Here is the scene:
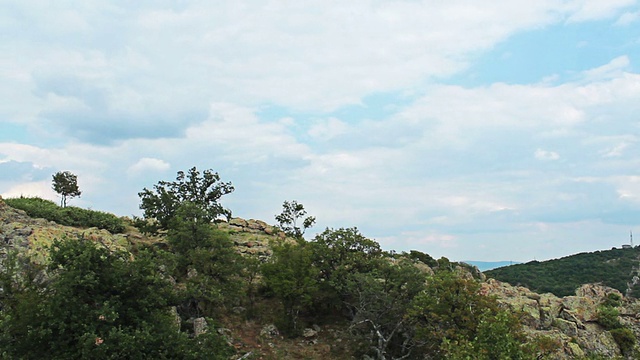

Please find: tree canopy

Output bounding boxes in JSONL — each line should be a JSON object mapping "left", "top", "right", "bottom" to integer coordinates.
{"left": 52, "top": 171, "right": 81, "bottom": 207}
{"left": 275, "top": 200, "right": 316, "bottom": 239}
{"left": 0, "top": 237, "right": 231, "bottom": 359}
{"left": 137, "top": 167, "right": 234, "bottom": 233}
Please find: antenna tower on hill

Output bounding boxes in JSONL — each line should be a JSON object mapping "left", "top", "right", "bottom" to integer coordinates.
{"left": 631, "top": 230, "right": 634, "bottom": 247}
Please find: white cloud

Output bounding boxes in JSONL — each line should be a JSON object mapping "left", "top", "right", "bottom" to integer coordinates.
{"left": 565, "top": 0, "right": 637, "bottom": 23}
{"left": 535, "top": 149, "right": 560, "bottom": 160}
{"left": 580, "top": 56, "right": 630, "bottom": 82}
{"left": 600, "top": 143, "right": 630, "bottom": 157}
{"left": 608, "top": 175, "right": 640, "bottom": 202}
{"left": 3, "top": 0, "right": 637, "bottom": 144}
{"left": 308, "top": 118, "right": 349, "bottom": 141}
{"left": 1, "top": 181, "right": 56, "bottom": 201}
{"left": 3, "top": 2, "right": 640, "bottom": 262}
{"left": 184, "top": 102, "right": 311, "bottom": 165}
{"left": 615, "top": 10, "right": 640, "bottom": 25}
{"left": 378, "top": 230, "right": 458, "bottom": 256}
{"left": 127, "top": 157, "right": 170, "bottom": 175}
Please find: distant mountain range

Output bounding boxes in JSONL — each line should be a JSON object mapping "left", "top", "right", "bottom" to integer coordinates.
{"left": 462, "top": 260, "right": 519, "bottom": 271}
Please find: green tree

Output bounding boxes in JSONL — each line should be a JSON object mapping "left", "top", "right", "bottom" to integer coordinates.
{"left": 408, "top": 271, "right": 500, "bottom": 358}
{"left": 52, "top": 171, "right": 81, "bottom": 207}
{"left": 275, "top": 200, "right": 316, "bottom": 239}
{"left": 166, "top": 202, "right": 243, "bottom": 318}
{"left": 442, "top": 310, "right": 534, "bottom": 360}
{"left": 137, "top": 167, "right": 234, "bottom": 234}
{"left": 0, "top": 237, "right": 231, "bottom": 359}
{"left": 346, "top": 259, "right": 426, "bottom": 360}
{"left": 309, "top": 227, "right": 384, "bottom": 312}
{"left": 261, "top": 240, "right": 319, "bottom": 336}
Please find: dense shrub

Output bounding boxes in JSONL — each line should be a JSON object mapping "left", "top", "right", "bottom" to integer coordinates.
{"left": 610, "top": 328, "right": 636, "bottom": 356}
{"left": 0, "top": 238, "right": 232, "bottom": 359}
{"left": 596, "top": 305, "right": 621, "bottom": 330}
{"left": 5, "top": 197, "right": 125, "bottom": 233}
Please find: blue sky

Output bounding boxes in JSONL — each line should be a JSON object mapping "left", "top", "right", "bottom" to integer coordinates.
{"left": 2, "top": 1, "right": 640, "bottom": 262}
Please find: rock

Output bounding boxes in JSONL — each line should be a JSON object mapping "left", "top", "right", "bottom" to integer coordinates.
{"left": 413, "top": 261, "right": 434, "bottom": 276}
{"left": 539, "top": 293, "right": 563, "bottom": 324}
{"left": 170, "top": 306, "right": 181, "bottom": 330}
{"left": 481, "top": 278, "right": 633, "bottom": 358}
{"left": 554, "top": 318, "right": 579, "bottom": 337}
{"left": 247, "top": 219, "right": 267, "bottom": 231}
{"left": 566, "top": 342, "right": 585, "bottom": 357}
{"left": 193, "top": 317, "right": 208, "bottom": 337}
{"left": 14, "top": 227, "right": 32, "bottom": 237}
{"left": 576, "top": 323, "right": 621, "bottom": 357}
{"left": 576, "top": 283, "right": 622, "bottom": 299}
{"left": 260, "top": 324, "right": 279, "bottom": 338}
{"left": 229, "top": 218, "right": 248, "bottom": 227}
{"left": 303, "top": 328, "right": 318, "bottom": 338}
{"left": 562, "top": 296, "right": 598, "bottom": 323}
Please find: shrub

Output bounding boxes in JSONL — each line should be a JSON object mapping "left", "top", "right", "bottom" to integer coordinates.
{"left": 597, "top": 305, "right": 622, "bottom": 330}
{"left": 610, "top": 328, "right": 636, "bottom": 356}
{"left": 602, "top": 293, "right": 623, "bottom": 308}
{"left": 5, "top": 197, "right": 125, "bottom": 233}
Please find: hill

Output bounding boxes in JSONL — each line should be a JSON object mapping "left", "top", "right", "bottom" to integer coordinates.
{"left": 3, "top": 195, "right": 640, "bottom": 358}
{"left": 485, "top": 247, "right": 640, "bottom": 297}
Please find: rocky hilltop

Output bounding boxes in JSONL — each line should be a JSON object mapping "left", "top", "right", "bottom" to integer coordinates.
{"left": 1, "top": 196, "right": 639, "bottom": 358}
{"left": 483, "top": 279, "right": 640, "bottom": 358}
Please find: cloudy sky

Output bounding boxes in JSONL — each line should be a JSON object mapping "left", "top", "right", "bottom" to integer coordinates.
{"left": 2, "top": 1, "right": 640, "bottom": 262}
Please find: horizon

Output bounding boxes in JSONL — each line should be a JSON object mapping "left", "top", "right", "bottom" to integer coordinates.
{"left": 2, "top": 1, "right": 640, "bottom": 262}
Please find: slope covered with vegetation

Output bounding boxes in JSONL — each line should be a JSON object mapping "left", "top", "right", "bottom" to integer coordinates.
{"left": 4, "top": 196, "right": 125, "bottom": 233}
{"left": 2, "top": 167, "right": 640, "bottom": 359}
{"left": 485, "top": 247, "right": 640, "bottom": 297}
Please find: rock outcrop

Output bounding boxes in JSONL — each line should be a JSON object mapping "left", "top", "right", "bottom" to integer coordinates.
{"left": 219, "top": 218, "right": 288, "bottom": 260}
{"left": 0, "top": 197, "right": 129, "bottom": 263}
{"left": 481, "top": 279, "right": 637, "bottom": 358}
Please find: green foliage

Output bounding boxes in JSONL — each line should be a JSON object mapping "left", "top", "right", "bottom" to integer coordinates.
{"left": 52, "top": 171, "right": 81, "bottom": 207}
{"left": 408, "top": 271, "right": 505, "bottom": 358}
{"left": 5, "top": 197, "right": 125, "bottom": 233}
{"left": 275, "top": 200, "right": 316, "bottom": 239}
{"left": 531, "top": 335, "right": 562, "bottom": 358}
{"left": 485, "top": 247, "right": 640, "bottom": 297}
{"left": 594, "top": 295, "right": 637, "bottom": 356}
{"left": 168, "top": 202, "right": 219, "bottom": 255}
{"left": 597, "top": 305, "right": 621, "bottom": 330}
{"left": 0, "top": 237, "right": 232, "bottom": 359}
{"left": 138, "top": 167, "right": 234, "bottom": 234}
{"left": 166, "top": 203, "right": 243, "bottom": 318}
{"left": 309, "top": 227, "right": 384, "bottom": 310}
{"left": 261, "top": 240, "right": 319, "bottom": 336}
{"left": 406, "top": 249, "right": 438, "bottom": 267}
{"left": 346, "top": 259, "right": 426, "bottom": 360}
{"left": 609, "top": 327, "right": 636, "bottom": 356}
{"left": 442, "top": 310, "right": 535, "bottom": 360}
{"left": 602, "top": 292, "right": 623, "bottom": 308}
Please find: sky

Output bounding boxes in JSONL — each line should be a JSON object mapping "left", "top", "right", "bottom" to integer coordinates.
{"left": 2, "top": 1, "right": 640, "bottom": 262}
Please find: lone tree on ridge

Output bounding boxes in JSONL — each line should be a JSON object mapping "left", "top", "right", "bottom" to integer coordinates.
{"left": 52, "top": 171, "right": 81, "bottom": 207}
